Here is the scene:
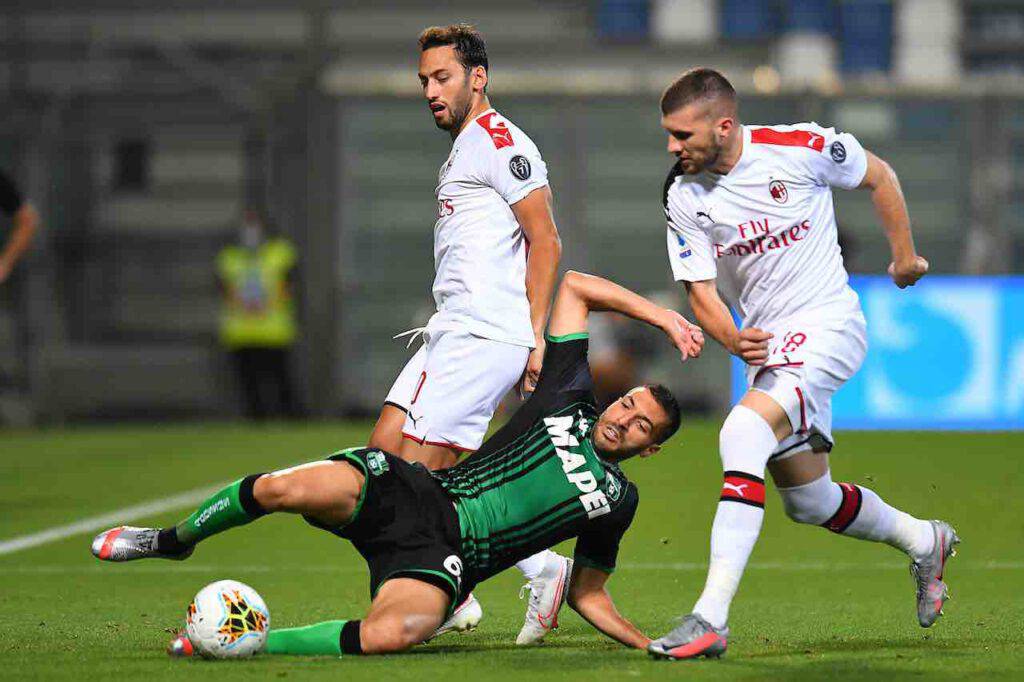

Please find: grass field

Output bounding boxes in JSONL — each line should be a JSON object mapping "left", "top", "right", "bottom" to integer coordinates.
{"left": 1, "top": 421, "right": 1022, "bottom": 681}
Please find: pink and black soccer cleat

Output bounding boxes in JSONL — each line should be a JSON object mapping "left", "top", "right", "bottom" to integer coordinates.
{"left": 167, "top": 631, "right": 195, "bottom": 657}
{"left": 911, "top": 519, "right": 960, "bottom": 628}
{"left": 648, "top": 613, "right": 729, "bottom": 660}
{"left": 90, "top": 526, "right": 192, "bottom": 562}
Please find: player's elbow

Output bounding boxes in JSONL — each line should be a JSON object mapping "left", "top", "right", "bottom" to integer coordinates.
{"left": 531, "top": 226, "right": 562, "bottom": 259}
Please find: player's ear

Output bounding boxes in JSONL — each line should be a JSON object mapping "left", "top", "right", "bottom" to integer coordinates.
{"left": 639, "top": 443, "right": 661, "bottom": 458}
{"left": 472, "top": 66, "right": 488, "bottom": 93}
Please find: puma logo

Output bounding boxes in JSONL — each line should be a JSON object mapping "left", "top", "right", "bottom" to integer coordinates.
{"left": 722, "top": 482, "right": 748, "bottom": 497}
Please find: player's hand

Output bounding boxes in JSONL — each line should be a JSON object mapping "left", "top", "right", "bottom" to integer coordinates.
{"left": 660, "top": 309, "right": 704, "bottom": 363}
{"left": 888, "top": 255, "right": 929, "bottom": 289}
{"left": 521, "top": 338, "right": 545, "bottom": 397}
{"left": 732, "top": 327, "right": 773, "bottom": 366}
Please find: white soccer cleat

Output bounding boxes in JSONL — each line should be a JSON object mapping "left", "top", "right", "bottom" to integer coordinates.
{"left": 515, "top": 553, "right": 573, "bottom": 645}
{"left": 428, "top": 593, "right": 483, "bottom": 641}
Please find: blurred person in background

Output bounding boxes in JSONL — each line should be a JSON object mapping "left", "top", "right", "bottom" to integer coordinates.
{"left": 0, "top": 169, "right": 40, "bottom": 285}
{"left": 216, "top": 210, "right": 301, "bottom": 421}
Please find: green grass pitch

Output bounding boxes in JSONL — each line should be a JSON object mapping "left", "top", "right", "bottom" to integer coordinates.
{"left": 1, "top": 421, "right": 1022, "bottom": 680}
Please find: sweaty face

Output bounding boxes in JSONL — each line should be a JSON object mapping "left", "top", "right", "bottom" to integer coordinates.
{"left": 662, "top": 102, "right": 726, "bottom": 175}
{"left": 592, "top": 387, "right": 670, "bottom": 460}
{"left": 418, "top": 46, "right": 475, "bottom": 132}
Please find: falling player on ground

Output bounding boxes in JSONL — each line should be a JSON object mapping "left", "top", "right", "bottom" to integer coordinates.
{"left": 366, "top": 24, "right": 565, "bottom": 643}
{"left": 646, "top": 68, "right": 959, "bottom": 660}
{"left": 92, "top": 270, "right": 704, "bottom": 657}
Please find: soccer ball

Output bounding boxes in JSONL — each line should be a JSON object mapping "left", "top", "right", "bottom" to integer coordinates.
{"left": 185, "top": 580, "right": 270, "bottom": 659}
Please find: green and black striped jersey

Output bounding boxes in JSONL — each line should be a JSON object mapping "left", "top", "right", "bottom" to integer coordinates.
{"left": 432, "top": 333, "right": 639, "bottom": 588}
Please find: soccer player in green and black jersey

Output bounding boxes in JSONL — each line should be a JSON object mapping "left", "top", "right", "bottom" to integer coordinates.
{"left": 91, "top": 270, "right": 705, "bottom": 657}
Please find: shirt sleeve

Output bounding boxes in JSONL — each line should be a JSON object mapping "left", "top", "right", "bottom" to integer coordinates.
{"left": 0, "top": 170, "right": 25, "bottom": 216}
{"left": 803, "top": 124, "right": 868, "bottom": 190}
{"left": 573, "top": 480, "right": 638, "bottom": 574}
{"left": 665, "top": 189, "right": 716, "bottom": 282}
{"left": 479, "top": 133, "right": 548, "bottom": 206}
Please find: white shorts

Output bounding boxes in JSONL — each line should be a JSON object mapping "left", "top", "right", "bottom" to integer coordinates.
{"left": 744, "top": 315, "right": 868, "bottom": 460}
{"left": 384, "top": 328, "right": 529, "bottom": 452}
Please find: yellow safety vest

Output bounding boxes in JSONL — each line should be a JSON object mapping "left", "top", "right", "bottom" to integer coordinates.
{"left": 217, "top": 238, "right": 297, "bottom": 349}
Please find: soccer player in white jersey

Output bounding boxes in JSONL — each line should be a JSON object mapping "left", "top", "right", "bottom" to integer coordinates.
{"left": 646, "top": 69, "right": 959, "bottom": 660}
{"left": 365, "top": 24, "right": 569, "bottom": 644}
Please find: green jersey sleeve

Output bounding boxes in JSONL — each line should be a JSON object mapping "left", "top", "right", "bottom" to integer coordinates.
{"left": 573, "top": 479, "right": 639, "bottom": 574}
{"left": 474, "top": 334, "right": 593, "bottom": 458}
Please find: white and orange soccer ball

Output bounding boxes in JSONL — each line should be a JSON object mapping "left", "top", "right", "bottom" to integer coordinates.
{"left": 185, "top": 580, "right": 270, "bottom": 658}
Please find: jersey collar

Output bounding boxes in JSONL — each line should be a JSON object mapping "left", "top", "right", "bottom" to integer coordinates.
{"left": 705, "top": 124, "right": 751, "bottom": 180}
{"left": 453, "top": 107, "right": 497, "bottom": 147}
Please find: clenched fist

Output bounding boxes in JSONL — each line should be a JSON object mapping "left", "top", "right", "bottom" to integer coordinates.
{"left": 888, "top": 255, "right": 929, "bottom": 289}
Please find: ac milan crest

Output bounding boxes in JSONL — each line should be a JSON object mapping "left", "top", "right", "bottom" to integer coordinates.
{"left": 769, "top": 179, "right": 788, "bottom": 204}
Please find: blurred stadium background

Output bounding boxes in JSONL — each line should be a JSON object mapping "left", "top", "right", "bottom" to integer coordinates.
{"left": 0, "top": 0, "right": 1022, "bottom": 427}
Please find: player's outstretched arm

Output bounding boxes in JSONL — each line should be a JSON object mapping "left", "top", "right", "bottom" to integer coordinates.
{"left": 685, "top": 279, "right": 772, "bottom": 365}
{"left": 513, "top": 186, "right": 562, "bottom": 392}
{"left": 548, "top": 270, "right": 703, "bottom": 362}
{"left": 567, "top": 564, "right": 649, "bottom": 649}
{"left": 859, "top": 150, "right": 928, "bottom": 289}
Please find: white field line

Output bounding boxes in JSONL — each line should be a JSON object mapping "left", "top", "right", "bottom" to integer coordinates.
{"left": 0, "top": 561, "right": 1021, "bottom": 575}
{"left": 0, "top": 483, "right": 226, "bottom": 556}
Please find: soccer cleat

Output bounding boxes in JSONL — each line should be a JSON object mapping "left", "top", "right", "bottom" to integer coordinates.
{"left": 911, "top": 519, "right": 960, "bottom": 628}
{"left": 427, "top": 593, "right": 483, "bottom": 641}
{"left": 647, "top": 613, "right": 729, "bottom": 660}
{"left": 90, "top": 526, "right": 193, "bottom": 562}
{"left": 167, "top": 631, "right": 195, "bottom": 657}
{"left": 515, "top": 553, "right": 573, "bottom": 645}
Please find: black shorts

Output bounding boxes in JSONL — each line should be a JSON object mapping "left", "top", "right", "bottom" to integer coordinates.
{"left": 305, "top": 448, "right": 467, "bottom": 612}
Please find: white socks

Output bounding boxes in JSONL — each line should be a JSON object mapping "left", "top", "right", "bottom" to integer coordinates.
{"left": 515, "top": 550, "right": 551, "bottom": 582}
{"left": 778, "top": 472, "right": 936, "bottom": 559}
{"left": 692, "top": 406, "right": 777, "bottom": 629}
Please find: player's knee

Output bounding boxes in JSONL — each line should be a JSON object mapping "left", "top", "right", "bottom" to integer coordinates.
{"left": 253, "top": 473, "right": 306, "bottom": 513}
{"left": 778, "top": 473, "right": 840, "bottom": 525}
{"left": 359, "top": 615, "right": 420, "bottom": 654}
{"left": 719, "top": 405, "right": 777, "bottom": 474}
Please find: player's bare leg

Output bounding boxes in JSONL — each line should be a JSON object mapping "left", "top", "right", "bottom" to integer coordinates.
{"left": 359, "top": 578, "right": 449, "bottom": 654}
{"left": 771, "top": 450, "right": 959, "bottom": 627}
{"left": 367, "top": 403, "right": 407, "bottom": 454}
{"left": 92, "top": 460, "right": 364, "bottom": 562}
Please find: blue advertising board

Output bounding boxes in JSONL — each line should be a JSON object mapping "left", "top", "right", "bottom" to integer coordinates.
{"left": 731, "top": 276, "right": 1024, "bottom": 430}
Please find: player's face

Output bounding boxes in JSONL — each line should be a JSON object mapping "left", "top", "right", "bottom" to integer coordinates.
{"left": 418, "top": 46, "right": 477, "bottom": 132}
{"left": 593, "top": 387, "right": 669, "bottom": 461}
{"left": 662, "top": 102, "right": 729, "bottom": 174}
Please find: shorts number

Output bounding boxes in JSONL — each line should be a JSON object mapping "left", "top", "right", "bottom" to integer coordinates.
{"left": 780, "top": 332, "right": 807, "bottom": 354}
{"left": 444, "top": 555, "right": 463, "bottom": 578}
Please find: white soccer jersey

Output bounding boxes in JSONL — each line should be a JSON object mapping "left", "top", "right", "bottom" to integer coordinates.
{"left": 664, "top": 122, "right": 868, "bottom": 330}
{"left": 428, "top": 108, "right": 549, "bottom": 348}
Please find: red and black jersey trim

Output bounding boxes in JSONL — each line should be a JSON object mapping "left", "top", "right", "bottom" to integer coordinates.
{"left": 821, "top": 482, "right": 863, "bottom": 533}
{"left": 719, "top": 470, "right": 766, "bottom": 508}
{"left": 383, "top": 400, "right": 408, "bottom": 414}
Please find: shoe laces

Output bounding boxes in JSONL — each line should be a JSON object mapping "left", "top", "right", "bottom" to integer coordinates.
{"left": 518, "top": 581, "right": 542, "bottom": 620}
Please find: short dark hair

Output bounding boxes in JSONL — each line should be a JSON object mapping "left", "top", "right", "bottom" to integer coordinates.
{"left": 418, "top": 23, "right": 489, "bottom": 74}
{"left": 660, "top": 67, "right": 737, "bottom": 116}
{"left": 645, "top": 383, "right": 682, "bottom": 444}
